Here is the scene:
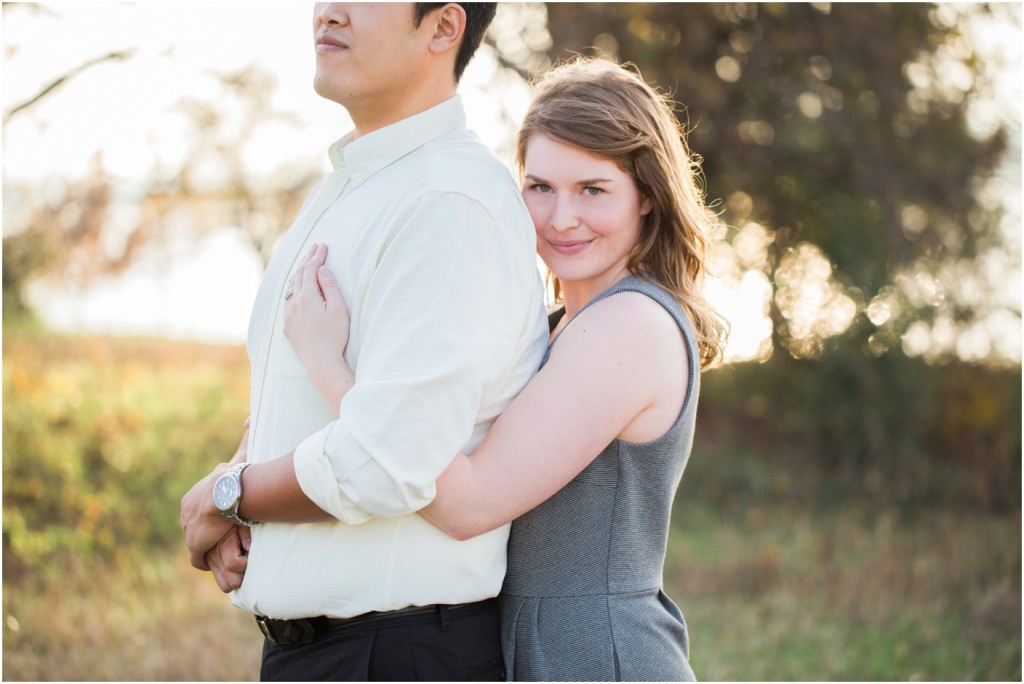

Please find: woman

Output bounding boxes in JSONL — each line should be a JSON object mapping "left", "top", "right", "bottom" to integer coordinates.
{"left": 284, "top": 58, "right": 727, "bottom": 681}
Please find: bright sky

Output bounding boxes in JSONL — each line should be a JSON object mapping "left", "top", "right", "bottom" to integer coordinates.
{"left": 3, "top": 4, "right": 329, "bottom": 340}
{"left": 2, "top": 3, "right": 541, "bottom": 342}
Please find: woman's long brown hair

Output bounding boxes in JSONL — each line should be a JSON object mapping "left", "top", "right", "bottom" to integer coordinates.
{"left": 517, "top": 58, "right": 729, "bottom": 370}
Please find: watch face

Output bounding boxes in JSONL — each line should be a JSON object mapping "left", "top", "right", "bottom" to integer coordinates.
{"left": 213, "top": 474, "right": 240, "bottom": 511}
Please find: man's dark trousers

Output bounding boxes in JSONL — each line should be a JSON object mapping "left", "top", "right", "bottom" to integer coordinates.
{"left": 259, "top": 599, "right": 504, "bottom": 681}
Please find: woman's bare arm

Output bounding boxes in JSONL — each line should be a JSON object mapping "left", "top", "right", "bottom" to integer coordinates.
{"left": 284, "top": 255, "right": 688, "bottom": 542}
{"left": 419, "top": 291, "right": 687, "bottom": 540}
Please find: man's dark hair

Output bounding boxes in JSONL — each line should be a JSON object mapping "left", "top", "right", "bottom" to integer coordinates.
{"left": 414, "top": 3, "right": 497, "bottom": 82}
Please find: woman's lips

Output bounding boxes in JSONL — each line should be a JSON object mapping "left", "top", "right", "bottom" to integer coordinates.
{"left": 547, "top": 239, "right": 593, "bottom": 255}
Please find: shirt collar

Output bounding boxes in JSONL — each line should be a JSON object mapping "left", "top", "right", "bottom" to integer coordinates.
{"left": 328, "top": 95, "right": 466, "bottom": 185}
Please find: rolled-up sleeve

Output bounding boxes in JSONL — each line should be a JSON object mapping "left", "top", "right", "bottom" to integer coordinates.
{"left": 293, "top": 192, "right": 523, "bottom": 523}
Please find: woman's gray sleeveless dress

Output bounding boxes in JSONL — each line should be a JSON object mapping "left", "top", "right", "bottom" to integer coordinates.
{"left": 498, "top": 275, "right": 699, "bottom": 682}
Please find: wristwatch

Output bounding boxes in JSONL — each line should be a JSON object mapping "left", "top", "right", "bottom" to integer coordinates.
{"left": 213, "top": 462, "right": 259, "bottom": 527}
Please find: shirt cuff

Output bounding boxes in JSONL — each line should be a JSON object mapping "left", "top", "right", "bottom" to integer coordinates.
{"left": 293, "top": 424, "right": 374, "bottom": 526}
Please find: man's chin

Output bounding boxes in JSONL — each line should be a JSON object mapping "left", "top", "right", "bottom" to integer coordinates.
{"left": 312, "top": 78, "right": 346, "bottom": 106}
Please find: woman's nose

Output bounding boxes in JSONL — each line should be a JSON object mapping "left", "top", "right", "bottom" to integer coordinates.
{"left": 549, "top": 195, "right": 580, "bottom": 232}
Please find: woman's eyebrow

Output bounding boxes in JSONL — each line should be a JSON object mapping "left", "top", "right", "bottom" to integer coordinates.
{"left": 524, "top": 174, "right": 614, "bottom": 185}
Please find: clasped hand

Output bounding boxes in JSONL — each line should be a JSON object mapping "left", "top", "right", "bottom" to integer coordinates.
{"left": 179, "top": 421, "right": 251, "bottom": 591}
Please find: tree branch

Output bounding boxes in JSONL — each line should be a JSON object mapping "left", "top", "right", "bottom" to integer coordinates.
{"left": 4, "top": 49, "right": 136, "bottom": 122}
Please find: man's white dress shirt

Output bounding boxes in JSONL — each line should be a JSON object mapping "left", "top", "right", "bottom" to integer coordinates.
{"left": 232, "top": 96, "right": 548, "bottom": 620}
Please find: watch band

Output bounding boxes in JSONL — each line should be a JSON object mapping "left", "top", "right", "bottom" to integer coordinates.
{"left": 222, "top": 462, "right": 259, "bottom": 527}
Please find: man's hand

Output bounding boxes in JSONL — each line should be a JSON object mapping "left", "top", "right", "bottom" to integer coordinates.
{"left": 207, "top": 525, "right": 251, "bottom": 592}
{"left": 182, "top": 422, "right": 250, "bottom": 571}
{"left": 180, "top": 462, "right": 234, "bottom": 571}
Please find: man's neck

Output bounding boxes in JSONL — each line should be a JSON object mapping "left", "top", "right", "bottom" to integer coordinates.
{"left": 346, "top": 80, "right": 458, "bottom": 141}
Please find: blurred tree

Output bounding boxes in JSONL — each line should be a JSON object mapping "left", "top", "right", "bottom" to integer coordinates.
{"left": 527, "top": 3, "right": 1021, "bottom": 486}
{"left": 2, "top": 2, "right": 138, "bottom": 320}
{"left": 2, "top": 156, "right": 141, "bottom": 319}
{"left": 538, "top": 2, "right": 1017, "bottom": 364}
{"left": 3, "top": 49, "right": 135, "bottom": 123}
{"left": 146, "top": 65, "right": 323, "bottom": 266}
{"left": 2, "top": 64, "right": 320, "bottom": 318}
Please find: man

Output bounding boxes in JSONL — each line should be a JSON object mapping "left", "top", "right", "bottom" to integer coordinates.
{"left": 179, "top": 3, "right": 548, "bottom": 680}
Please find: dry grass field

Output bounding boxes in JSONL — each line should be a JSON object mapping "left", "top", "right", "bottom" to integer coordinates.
{"left": 3, "top": 332, "right": 1020, "bottom": 680}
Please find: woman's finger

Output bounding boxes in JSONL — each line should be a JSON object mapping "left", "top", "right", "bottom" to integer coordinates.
{"left": 287, "top": 243, "right": 319, "bottom": 300}
{"left": 300, "top": 244, "right": 318, "bottom": 293}
{"left": 301, "top": 243, "right": 328, "bottom": 298}
{"left": 299, "top": 242, "right": 318, "bottom": 267}
{"left": 318, "top": 265, "right": 346, "bottom": 314}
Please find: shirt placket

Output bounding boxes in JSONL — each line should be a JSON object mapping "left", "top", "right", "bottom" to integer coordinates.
{"left": 250, "top": 167, "right": 352, "bottom": 459}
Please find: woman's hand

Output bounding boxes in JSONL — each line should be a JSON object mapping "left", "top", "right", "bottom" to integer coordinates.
{"left": 284, "top": 243, "right": 350, "bottom": 364}
{"left": 283, "top": 243, "right": 355, "bottom": 412}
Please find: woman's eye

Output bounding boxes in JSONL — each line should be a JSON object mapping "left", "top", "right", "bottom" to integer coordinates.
{"left": 530, "top": 183, "right": 552, "bottom": 193}
{"left": 583, "top": 186, "right": 603, "bottom": 196}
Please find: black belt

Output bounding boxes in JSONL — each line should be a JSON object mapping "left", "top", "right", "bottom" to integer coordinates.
{"left": 256, "top": 599, "right": 494, "bottom": 646}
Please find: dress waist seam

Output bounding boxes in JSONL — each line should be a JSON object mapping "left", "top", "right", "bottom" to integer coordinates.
{"left": 501, "top": 586, "right": 661, "bottom": 600}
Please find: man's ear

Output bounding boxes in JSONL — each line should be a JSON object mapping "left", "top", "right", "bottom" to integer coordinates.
{"left": 427, "top": 3, "right": 466, "bottom": 57}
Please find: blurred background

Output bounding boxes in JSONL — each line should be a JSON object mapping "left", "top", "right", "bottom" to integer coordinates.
{"left": 2, "top": 2, "right": 1020, "bottom": 680}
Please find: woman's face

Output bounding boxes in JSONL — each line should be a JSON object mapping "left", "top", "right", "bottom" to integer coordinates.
{"left": 522, "top": 134, "right": 652, "bottom": 296}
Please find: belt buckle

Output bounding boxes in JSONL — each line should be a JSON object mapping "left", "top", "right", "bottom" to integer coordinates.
{"left": 256, "top": 615, "right": 316, "bottom": 646}
{"left": 256, "top": 615, "right": 280, "bottom": 645}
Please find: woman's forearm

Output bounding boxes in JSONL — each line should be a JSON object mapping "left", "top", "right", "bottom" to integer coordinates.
{"left": 418, "top": 453, "right": 494, "bottom": 540}
{"left": 415, "top": 296, "right": 671, "bottom": 542}
{"left": 308, "top": 358, "right": 355, "bottom": 415}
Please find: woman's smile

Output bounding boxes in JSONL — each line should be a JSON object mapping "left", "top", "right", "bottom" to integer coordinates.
{"left": 523, "top": 134, "right": 652, "bottom": 302}
{"left": 546, "top": 238, "right": 594, "bottom": 255}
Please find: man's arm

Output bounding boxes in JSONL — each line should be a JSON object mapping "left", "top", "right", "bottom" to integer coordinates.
{"left": 180, "top": 451, "right": 332, "bottom": 570}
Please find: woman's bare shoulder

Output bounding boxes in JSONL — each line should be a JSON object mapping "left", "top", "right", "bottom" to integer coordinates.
{"left": 560, "top": 290, "right": 682, "bottom": 350}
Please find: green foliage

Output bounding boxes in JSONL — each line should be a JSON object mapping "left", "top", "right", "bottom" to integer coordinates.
{"left": 2, "top": 230, "right": 53, "bottom": 323}
{"left": 695, "top": 354, "right": 1022, "bottom": 510}
{"left": 541, "top": 2, "right": 1015, "bottom": 360}
{"left": 2, "top": 332, "right": 249, "bottom": 579}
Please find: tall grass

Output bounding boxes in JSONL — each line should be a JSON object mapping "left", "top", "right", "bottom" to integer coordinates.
{"left": 2, "top": 332, "right": 1020, "bottom": 680}
{"left": 3, "top": 332, "right": 249, "bottom": 580}
{"left": 667, "top": 499, "right": 1020, "bottom": 679}
{"left": 3, "top": 551, "right": 261, "bottom": 681}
